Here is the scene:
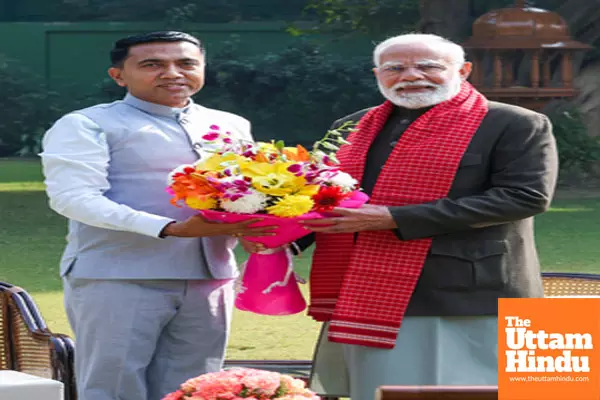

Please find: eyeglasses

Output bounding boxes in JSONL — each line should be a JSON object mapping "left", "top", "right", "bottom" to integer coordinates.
{"left": 378, "top": 63, "right": 448, "bottom": 78}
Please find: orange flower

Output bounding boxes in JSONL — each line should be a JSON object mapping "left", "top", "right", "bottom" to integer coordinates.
{"left": 255, "top": 152, "right": 271, "bottom": 163}
{"left": 282, "top": 145, "right": 310, "bottom": 162}
{"left": 169, "top": 173, "right": 221, "bottom": 207}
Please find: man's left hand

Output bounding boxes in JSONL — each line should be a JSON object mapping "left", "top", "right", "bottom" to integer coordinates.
{"left": 301, "top": 204, "right": 397, "bottom": 233}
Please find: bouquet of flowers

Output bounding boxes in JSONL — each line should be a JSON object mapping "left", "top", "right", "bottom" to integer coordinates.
{"left": 166, "top": 122, "right": 368, "bottom": 316}
{"left": 162, "top": 368, "right": 320, "bottom": 400}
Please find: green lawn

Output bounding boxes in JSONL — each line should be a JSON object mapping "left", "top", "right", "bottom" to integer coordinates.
{"left": 1, "top": 158, "right": 599, "bottom": 360}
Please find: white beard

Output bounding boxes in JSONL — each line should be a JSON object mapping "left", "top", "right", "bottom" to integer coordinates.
{"left": 377, "top": 76, "right": 462, "bottom": 109}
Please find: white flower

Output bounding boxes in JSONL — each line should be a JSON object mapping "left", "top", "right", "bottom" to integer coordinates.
{"left": 221, "top": 190, "right": 269, "bottom": 214}
{"left": 328, "top": 171, "right": 358, "bottom": 192}
{"left": 167, "top": 164, "right": 195, "bottom": 185}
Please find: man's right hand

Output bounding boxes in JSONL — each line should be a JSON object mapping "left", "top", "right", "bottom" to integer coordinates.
{"left": 161, "top": 215, "right": 277, "bottom": 238}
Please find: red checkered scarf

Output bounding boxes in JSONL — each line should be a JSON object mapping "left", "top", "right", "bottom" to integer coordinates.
{"left": 307, "top": 82, "right": 488, "bottom": 349}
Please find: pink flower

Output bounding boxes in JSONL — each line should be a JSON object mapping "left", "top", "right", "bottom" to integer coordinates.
{"left": 161, "top": 390, "right": 185, "bottom": 400}
{"left": 280, "top": 375, "right": 307, "bottom": 393}
{"left": 202, "top": 132, "right": 220, "bottom": 141}
{"left": 240, "top": 370, "right": 282, "bottom": 397}
{"left": 210, "top": 125, "right": 220, "bottom": 130}
{"left": 186, "top": 374, "right": 243, "bottom": 400}
{"left": 171, "top": 368, "right": 319, "bottom": 400}
{"left": 287, "top": 164, "right": 302, "bottom": 174}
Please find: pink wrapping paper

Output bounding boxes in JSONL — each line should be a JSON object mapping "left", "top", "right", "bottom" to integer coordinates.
{"left": 200, "top": 191, "right": 369, "bottom": 315}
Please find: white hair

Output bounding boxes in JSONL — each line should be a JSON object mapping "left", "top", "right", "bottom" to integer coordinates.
{"left": 372, "top": 33, "right": 466, "bottom": 67}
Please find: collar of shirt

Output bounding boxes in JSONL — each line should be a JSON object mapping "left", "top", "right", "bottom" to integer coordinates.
{"left": 123, "top": 93, "right": 194, "bottom": 119}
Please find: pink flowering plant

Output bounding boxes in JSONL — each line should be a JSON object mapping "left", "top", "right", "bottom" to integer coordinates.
{"left": 162, "top": 368, "right": 320, "bottom": 400}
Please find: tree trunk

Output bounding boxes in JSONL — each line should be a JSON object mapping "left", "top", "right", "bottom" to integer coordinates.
{"left": 418, "top": 0, "right": 474, "bottom": 41}
{"left": 557, "top": 0, "right": 600, "bottom": 44}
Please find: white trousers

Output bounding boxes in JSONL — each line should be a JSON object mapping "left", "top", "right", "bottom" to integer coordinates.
{"left": 63, "top": 277, "right": 234, "bottom": 400}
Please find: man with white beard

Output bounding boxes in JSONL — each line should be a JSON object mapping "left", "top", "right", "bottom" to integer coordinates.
{"left": 293, "top": 33, "right": 559, "bottom": 399}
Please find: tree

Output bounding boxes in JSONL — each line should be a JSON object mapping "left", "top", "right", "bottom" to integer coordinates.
{"left": 304, "top": 0, "right": 600, "bottom": 84}
{"left": 304, "top": 0, "right": 420, "bottom": 38}
{"left": 418, "top": 0, "right": 473, "bottom": 41}
{"left": 5, "top": 0, "right": 309, "bottom": 23}
{"left": 304, "top": 0, "right": 576, "bottom": 42}
{"left": 554, "top": 0, "right": 600, "bottom": 67}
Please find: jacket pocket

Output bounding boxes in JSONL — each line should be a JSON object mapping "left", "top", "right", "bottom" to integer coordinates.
{"left": 428, "top": 240, "right": 508, "bottom": 291}
{"left": 61, "top": 256, "right": 78, "bottom": 278}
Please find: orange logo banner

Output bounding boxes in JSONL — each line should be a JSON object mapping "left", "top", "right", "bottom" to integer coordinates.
{"left": 498, "top": 298, "right": 600, "bottom": 400}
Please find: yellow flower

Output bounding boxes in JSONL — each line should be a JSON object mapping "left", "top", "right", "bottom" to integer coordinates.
{"left": 195, "top": 153, "right": 243, "bottom": 172}
{"left": 185, "top": 196, "right": 218, "bottom": 210}
{"left": 266, "top": 195, "right": 314, "bottom": 217}
{"left": 296, "top": 184, "right": 320, "bottom": 196}
{"left": 254, "top": 142, "right": 279, "bottom": 162}
{"left": 257, "top": 141, "right": 278, "bottom": 152}
{"left": 240, "top": 161, "right": 307, "bottom": 197}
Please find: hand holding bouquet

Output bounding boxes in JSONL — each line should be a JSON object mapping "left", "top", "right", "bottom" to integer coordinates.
{"left": 167, "top": 122, "right": 368, "bottom": 315}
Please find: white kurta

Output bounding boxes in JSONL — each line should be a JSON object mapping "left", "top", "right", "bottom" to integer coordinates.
{"left": 309, "top": 316, "right": 498, "bottom": 400}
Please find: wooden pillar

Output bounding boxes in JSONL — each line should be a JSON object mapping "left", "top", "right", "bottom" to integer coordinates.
{"left": 471, "top": 50, "right": 484, "bottom": 86}
{"left": 561, "top": 51, "right": 573, "bottom": 88}
{"left": 493, "top": 52, "right": 503, "bottom": 88}
{"left": 503, "top": 53, "right": 514, "bottom": 87}
{"left": 531, "top": 51, "right": 540, "bottom": 88}
{"left": 542, "top": 53, "right": 552, "bottom": 87}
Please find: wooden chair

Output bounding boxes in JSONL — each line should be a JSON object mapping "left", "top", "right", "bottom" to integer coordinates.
{"left": 376, "top": 386, "right": 498, "bottom": 400}
{"left": 0, "top": 281, "right": 77, "bottom": 400}
{"left": 541, "top": 272, "right": 600, "bottom": 296}
{"left": 1, "top": 289, "right": 13, "bottom": 370}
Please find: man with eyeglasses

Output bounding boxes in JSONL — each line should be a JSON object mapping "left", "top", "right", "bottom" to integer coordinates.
{"left": 294, "top": 33, "right": 559, "bottom": 400}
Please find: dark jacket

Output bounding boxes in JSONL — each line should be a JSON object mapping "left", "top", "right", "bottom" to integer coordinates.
{"left": 298, "top": 101, "right": 559, "bottom": 316}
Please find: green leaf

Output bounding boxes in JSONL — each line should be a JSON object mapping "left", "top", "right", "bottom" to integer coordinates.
{"left": 275, "top": 140, "right": 285, "bottom": 151}
{"left": 286, "top": 25, "right": 304, "bottom": 37}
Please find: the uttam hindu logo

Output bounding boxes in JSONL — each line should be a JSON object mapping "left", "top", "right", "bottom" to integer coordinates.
{"left": 498, "top": 298, "right": 600, "bottom": 400}
{"left": 504, "top": 315, "right": 592, "bottom": 373}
